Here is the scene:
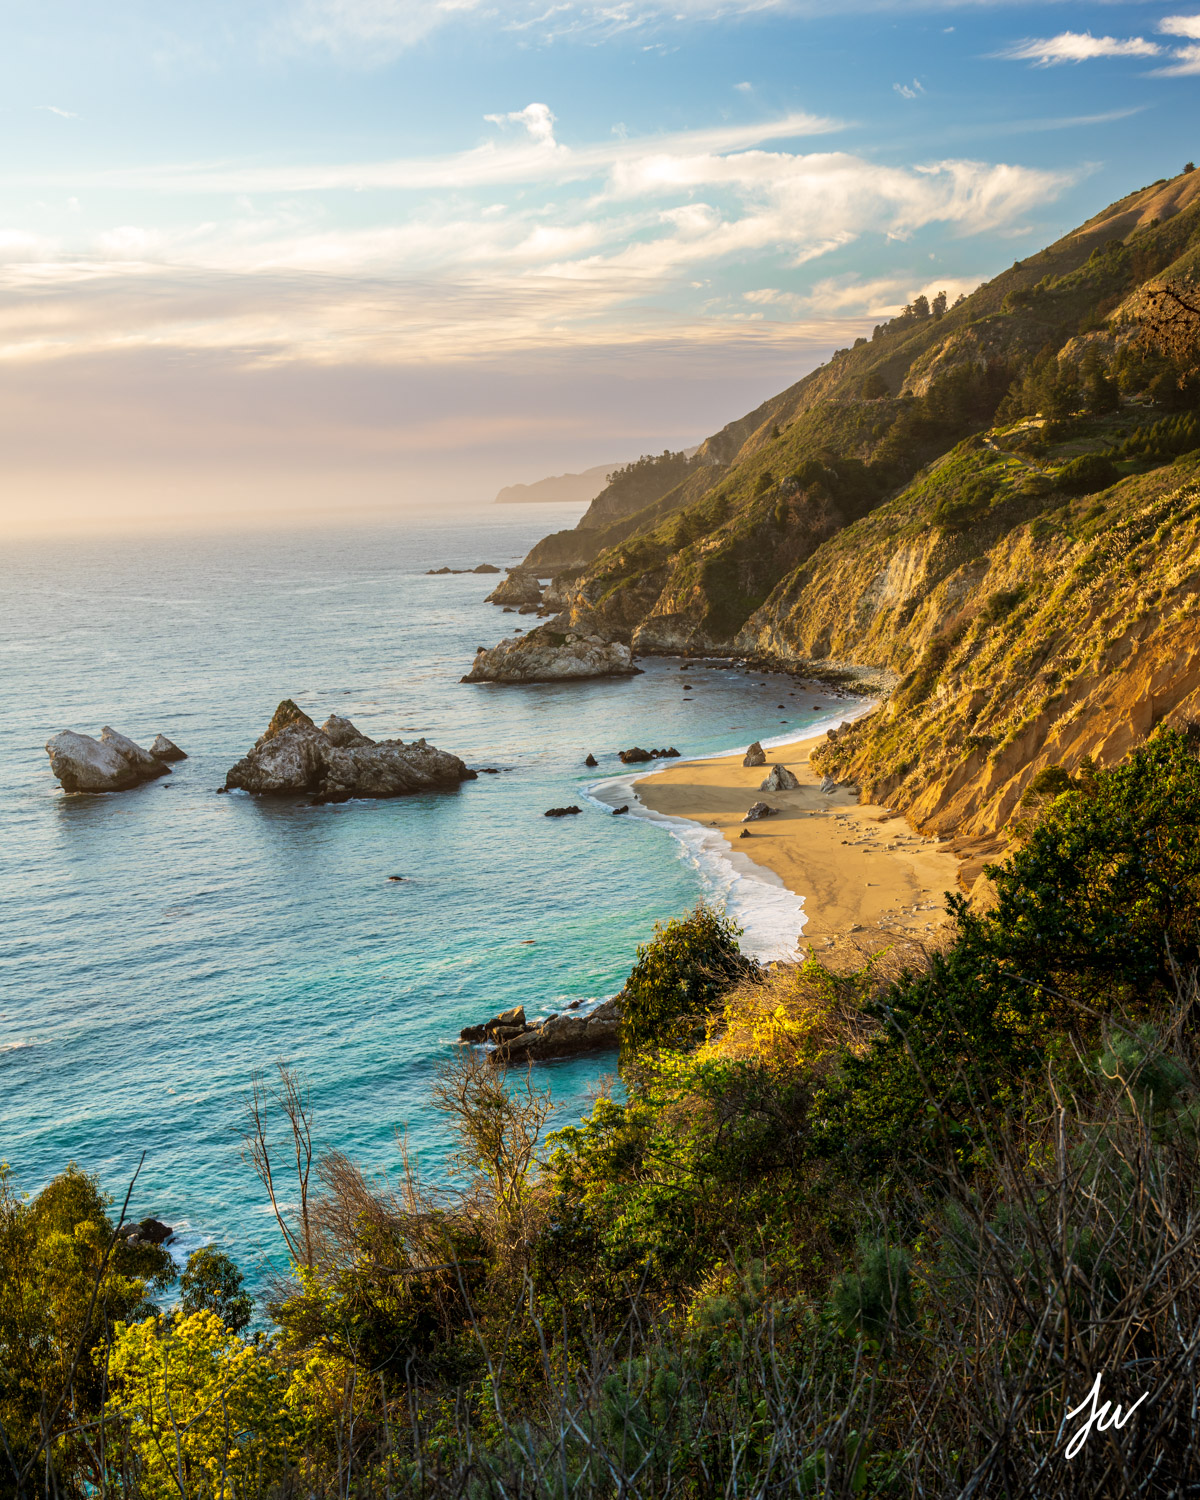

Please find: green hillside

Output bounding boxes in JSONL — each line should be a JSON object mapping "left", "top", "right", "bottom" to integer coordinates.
{"left": 521, "top": 166, "right": 1200, "bottom": 851}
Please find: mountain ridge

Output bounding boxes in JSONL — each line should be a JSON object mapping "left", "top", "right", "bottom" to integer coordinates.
{"left": 514, "top": 166, "right": 1200, "bottom": 864}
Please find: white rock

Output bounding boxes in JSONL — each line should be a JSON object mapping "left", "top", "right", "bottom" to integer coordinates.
{"left": 46, "top": 729, "right": 170, "bottom": 793}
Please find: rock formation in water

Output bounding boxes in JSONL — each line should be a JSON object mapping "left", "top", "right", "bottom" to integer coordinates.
{"left": 45, "top": 727, "right": 173, "bottom": 793}
{"left": 151, "top": 735, "right": 187, "bottom": 762}
{"left": 460, "top": 997, "right": 622, "bottom": 1063}
{"left": 743, "top": 741, "right": 766, "bottom": 767}
{"left": 223, "top": 701, "right": 476, "bottom": 801}
{"left": 760, "top": 763, "right": 801, "bottom": 791}
{"left": 462, "top": 627, "right": 640, "bottom": 684}
{"left": 486, "top": 569, "right": 544, "bottom": 607}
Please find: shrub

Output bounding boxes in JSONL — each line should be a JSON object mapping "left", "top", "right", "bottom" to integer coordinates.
{"left": 179, "top": 1245, "right": 253, "bottom": 1332}
{"left": 619, "top": 905, "right": 756, "bottom": 1065}
{"left": 1057, "top": 452, "right": 1118, "bottom": 494}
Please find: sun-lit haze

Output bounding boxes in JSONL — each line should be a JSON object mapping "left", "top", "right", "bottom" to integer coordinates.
{"left": 2, "top": 0, "right": 1198, "bottom": 531}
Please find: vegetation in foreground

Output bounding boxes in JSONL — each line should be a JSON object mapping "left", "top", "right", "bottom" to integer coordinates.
{"left": 7, "top": 727, "right": 1200, "bottom": 1496}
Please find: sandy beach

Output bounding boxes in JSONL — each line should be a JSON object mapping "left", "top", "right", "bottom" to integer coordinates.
{"left": 634, "top": 732, "right": 964, "bottom": 956}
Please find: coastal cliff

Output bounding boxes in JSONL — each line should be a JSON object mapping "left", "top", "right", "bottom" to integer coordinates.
{"left": 518, "top": 168, "right": 1200, "bottom": 854}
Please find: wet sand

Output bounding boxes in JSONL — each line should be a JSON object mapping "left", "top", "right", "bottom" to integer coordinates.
{"left": 634, "top": 732, "right": 963, "bottom": 954}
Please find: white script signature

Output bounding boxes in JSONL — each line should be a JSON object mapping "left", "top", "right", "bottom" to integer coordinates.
{"left": 1063, "top": 1373, "right": 1149, "bottom": 1459}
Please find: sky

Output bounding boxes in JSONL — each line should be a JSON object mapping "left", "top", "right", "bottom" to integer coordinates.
{"left": 2, "top": 0, "right": 1199, "bottom": 530}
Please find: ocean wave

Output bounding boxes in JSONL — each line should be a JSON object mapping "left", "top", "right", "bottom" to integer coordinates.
{"left": 583, "top": 700, "right": 875, "bottom": 964}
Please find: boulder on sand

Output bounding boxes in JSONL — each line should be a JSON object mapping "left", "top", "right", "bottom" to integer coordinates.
{"left": 46, "top": 727, "right": 172, "bottom": 793}
{"left": 743, "top": 801, "right": 775, "bottom": 822}
{"left": 463, "top": 626, "right": 640, "bottom": 684}
{"left": 760, "top": 763, "right": 800, "bottom": 792}
{"left": 223, "top": 700, "right": 476, "bottom": 801}
{"left": 151, "top": 735, "right": 187, "bottom": 762}
{"left": 486, "top": 569, "right": 543, "bottom": 607}
{"left": 743, "top": 741, "right": 766, "bottom": 767}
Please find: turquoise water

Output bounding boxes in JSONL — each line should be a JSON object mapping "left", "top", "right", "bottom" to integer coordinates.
{"left": 0, "top": 503, "right": 851, "bottom": 1288}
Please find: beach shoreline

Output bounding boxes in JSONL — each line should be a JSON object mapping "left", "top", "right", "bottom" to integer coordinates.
{"left": 633, "top": 730, "right": 963, "bottom": 957}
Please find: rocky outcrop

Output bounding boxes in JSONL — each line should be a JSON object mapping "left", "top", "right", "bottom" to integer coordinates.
{"left": 743, "top": 801, "right": 775, "bottom": 822}
{"left": 619, "top": 746, "right": 680, "bottom": 764}
{"left": 427, "top": 563, "right": 500, "bottom": 574}
{"left": 46, "top": 727, "right": 172, "bottom": 793}
{"left": 223, "top": 701, "right": 476, "bottom": 801}
{"left": 462, "top": 627, "right": 640, "bottom": 684}
{"left": 118, "top": 1217, "right": 175, "bottom": 1246}
{"left": 486, "top": 569, "right": 544, "bottom": 607}
{"left": 544, "top": 806, "right": 582, "bottom": 817}
{"left": 760, "top": 763, "right": 800, "bottom": 791}
{"left": 743, "top": 741, "right": 766, "bottom": 767}
{"left": 459, "top": 996, "right": 622, "bottom": 1064}
{"left": 151, "top": 735, "right": 187, "bottom": 762}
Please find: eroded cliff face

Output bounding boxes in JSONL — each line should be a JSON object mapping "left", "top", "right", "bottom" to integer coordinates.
{"left": 788, "top": 462, "right": 1200, "bottom": 877}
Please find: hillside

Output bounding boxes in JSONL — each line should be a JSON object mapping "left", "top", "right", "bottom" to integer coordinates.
{"left": 494, "top": 461, "right": 620, "bottom": 505}
{"left": 518, "top": 166, "right": 1200, "bottom": 859}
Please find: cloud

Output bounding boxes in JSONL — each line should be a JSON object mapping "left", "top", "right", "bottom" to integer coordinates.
{"left": 288, "top": 0, "right": 1097, "bottom": 59}
{"left": 1159, "top": 14, "right": 1200, "bottom": 39}
{"left": 38, "top": 105, "right": 79, "bottom": 119}
{"left": 2, "top": 108, "right": 839, "bottom": 197}
{"left": 1152, "top": 42, "right": 1200, "bottom": 73}
{"left": 893, "top": 79, "right": 924, "bottom": 99}
{"left": 997, "top": 31, "right": 1161, "bottom": 66}
{"left": 483, "top": 102, "right": 557, "bottom": 142}
{"left": 0, "top": 101, "right": 1075, "bottom": 385}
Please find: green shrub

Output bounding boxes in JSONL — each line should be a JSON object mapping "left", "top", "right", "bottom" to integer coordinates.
{"left": 1057, "top": 453, "right": 1118, "bottom": 494}
{"left": 620, "top": 905, "right": 755, "bottom": 1064}
{"left": 179, "top": 1246, "right": 253, "bottom": 1333}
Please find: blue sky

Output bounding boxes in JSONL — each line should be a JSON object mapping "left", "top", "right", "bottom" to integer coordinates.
{"left": 2, "top": 0, "right": 1198, "bottom": 528}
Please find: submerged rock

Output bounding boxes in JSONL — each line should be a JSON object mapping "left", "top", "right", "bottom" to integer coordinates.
{"left": 150, "top": 734, "right": 187, "bottom": 762}
{"left": 486, "top": 569, "right": 543, "bottom": 607}
{"left": 544, "top": 805, "right": 582, "bottom": 817}
{"left": 760, "top": 763, "right": 801, "bottom": 792}
{"left": 743, "top": 741, "right": 766, "bottom": 767}
{"left": 46, "top": 727, "right": 172, "bottom": 793}
{"left": 463, "top": 626, "right": 639, "bottom": 684}
{"left": 223, "top": 701, "right": 476, "bottom": 801}
{"left": 743, "top": 801, "right": 775, "bottom": 822}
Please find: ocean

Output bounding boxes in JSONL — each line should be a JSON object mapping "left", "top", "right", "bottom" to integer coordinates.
{"left": 0, "top": 501, "right": 855, "bottom": 1290}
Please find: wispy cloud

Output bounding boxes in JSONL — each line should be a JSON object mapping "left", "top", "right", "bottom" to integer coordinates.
{"left": 0, "top": 109, "right": 841, "bottom": 197}
{"left": 38, "top": 105, "right": 79, "bottom": 119}
{"left": 893, "top": 79, "right": 924, "bottom": 99}
{"left": 997, "top": 31, "right": 1161, "bottom": 66}
{"left": 1152, "top": 42, "right": 1200, "bottom": 74}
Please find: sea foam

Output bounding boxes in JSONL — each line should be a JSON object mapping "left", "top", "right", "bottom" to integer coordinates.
{"left": 583, "top": 701, "right": 876, "bottom": 963}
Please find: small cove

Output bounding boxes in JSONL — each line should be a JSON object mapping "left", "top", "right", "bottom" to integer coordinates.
{"left": 0, "top": 501, "right": 861, "bottom": 1290}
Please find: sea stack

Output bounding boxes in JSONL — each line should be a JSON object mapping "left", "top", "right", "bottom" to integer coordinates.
{"left": 45, "top": 727, "right": 172, "bottom": 793}
{"left": 463, "top": 625, "right": 640, "bottom": 684}
{"left": 223, "top": 701, "right": 476, "bottom": 801}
